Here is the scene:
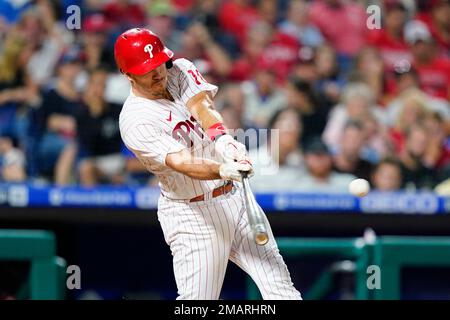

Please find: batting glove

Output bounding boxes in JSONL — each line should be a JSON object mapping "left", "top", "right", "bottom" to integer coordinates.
{"left": 215, "top": 134, "right": 250, "bottom": 164}
{"left": 219, "top": 161, "right": 254, "bottom": 182}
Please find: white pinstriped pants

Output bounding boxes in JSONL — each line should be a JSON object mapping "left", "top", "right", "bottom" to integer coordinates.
{"left": 157, "top": 184, "right": 302, "bottom": 300}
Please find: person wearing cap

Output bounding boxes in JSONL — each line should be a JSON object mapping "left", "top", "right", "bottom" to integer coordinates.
{"left": 35, "top": 48, "right": 82, "bottom": 185}
{"left": 81, "top": 13, "right": 115, "bottom": 70}
{"left": 294, "top": 136, "right": 356, "bottom": 193}
{"left": 145, "top": 0, "right": 181, "bottom": 55}
{"left": 103, "top": 0, "right": 146, "bottom": 30}
{"left": 405, "top": 20, "right": 450, "bottom": 101}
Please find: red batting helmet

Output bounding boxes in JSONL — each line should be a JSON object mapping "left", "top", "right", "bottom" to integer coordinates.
{"left": 114, "top": 28, "right": 174, "bottom": 75}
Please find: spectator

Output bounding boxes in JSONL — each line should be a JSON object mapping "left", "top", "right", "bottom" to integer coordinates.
{"left": 183, "top": 0, "right": 240, "bottom": 58}
{"left": 241, "top": 59, "right": 285, "bottom": 129}
{"left": 216, "top": 83, "right": 262, "bottom": 149}
{"left": 332, "top": 121, "right": 375, "bottom": 181}
{"left": 177, "top": 22, "right": 232, "bottom": 81}
{"left": 423, "top": 111, "right": 450, "bottom": 171}
{"left": 218, "top": 0, "right": 260, "bottom": 46}
{"left": 416, "top": 0, "right": 450, "bottom": 58}
{"left": 350, "top": 47, "right": 385, "bottom": 103}
{"left": 309, "top": 0, "right": 367, "bottom": 72}
{"left": 145, "top": 1, "right": 181, "bottom": 54}
{"left": 362, "top": 113, "right": 391, "bottom": 163}
{"left": 295, "top": 136, "right": 355, "bottom": 193}
{"left": 289, "top": 47, "right": 318, "bottom": 84}
{"left": 366, "top": 0, "right": 411, "bottom": 71}
{"left": 371, "top": 157, "right": 403, "bottom": 192}
{"left": 384, "top": 60, "right": 420, "bottom": 102}
{"left": 249, "top": 108, "right": 303, "bottom": 192}
{"left": 121, "top": 145, "right": 150, "bottom": 186}
{"left": 76, "top": 67, "right": 124, "bottom": 186}
{"left": 388, "top": 88, "right": 430, "bottom": 153}
{"left": 0, "top": 27, "right": 39, "bottom": 141}
{"left": 405, "top": 20, "right": 450, "bottom": 100}
{"left": 0, "top": 135, "right": 26, "bottom": 182}
{"left": 170, "top": 0, "right": 195, "bottom": 13}
{"left": 322, "top": 82, "right": 385, "bottom": 149}
{"left": 103, "top": 0, "right": 146, "bottom": 30}
{"left": 230, "top": 21, "right": 300, "bottom": 83}
{"left": 400, "top": 123, "right": 436, "bottom": 190}
{"left": 385, "top": 68, "right": 450, "bottom": 124}
{"left": 258, "top": 0, "right": 278, "bottom": 26}
{"left": 35, "top": 49, "right": 82, "bottom": 184}
{"left": 278, "top": 0, "right": 324, "bottom": 48}
{"left": 217, "top": 84, "right": 251, "bottom": 129}
{"left": 81, "top": 14, "right": 115, "bottom": 71}
{"left": 256, "top": 22, "right": 300, "bottom": 84}
{"left": 285, "top": 77, "right": 329, "bottom": 144}
{"left": 19, "top": 5, "right": 66, "bottom": 87}
{"left": 220, "top": 103, "right": 246, "bottom": 133}
{"left": 314, "top": 44, "right": 345, "bottom": 106}
{"left": 215, "top": 83, "right": 246, "bottom": 124}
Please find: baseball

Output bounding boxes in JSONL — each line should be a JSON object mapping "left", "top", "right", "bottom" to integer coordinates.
{"left": 349, "top": 178, "right": 370, "bottom": 197}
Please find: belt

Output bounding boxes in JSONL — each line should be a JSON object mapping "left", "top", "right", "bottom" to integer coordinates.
{"left": 189, "top": 181, "right": 234, "bottom": 203}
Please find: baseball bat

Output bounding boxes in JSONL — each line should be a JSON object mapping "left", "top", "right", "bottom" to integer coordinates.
{"left": 240, "top": 171, "right": 269, "bottom": 246}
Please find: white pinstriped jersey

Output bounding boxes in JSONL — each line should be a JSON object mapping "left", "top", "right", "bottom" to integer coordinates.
{"left": 119, "top": 58, "right": 223, "bottom": 200}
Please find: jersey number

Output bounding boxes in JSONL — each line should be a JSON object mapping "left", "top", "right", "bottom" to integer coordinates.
{"left": 187, "top": 69, "right": 205, "bottom": 85}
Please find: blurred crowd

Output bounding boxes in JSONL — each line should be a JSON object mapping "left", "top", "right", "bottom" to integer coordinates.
{"left": 0, "top": 0, "right": 449, "bottom": 194}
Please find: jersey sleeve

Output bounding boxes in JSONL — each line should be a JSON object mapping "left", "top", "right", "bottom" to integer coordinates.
{"left": 122, "top": 123, "right": 186, "bottom": 167}
{"left": 175, "top": 58, "right": 219, "bottom": 105}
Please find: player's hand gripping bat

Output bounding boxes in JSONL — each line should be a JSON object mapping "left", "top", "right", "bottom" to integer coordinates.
{"left": 240, "top": 171, "right": 269, "bottom": 246}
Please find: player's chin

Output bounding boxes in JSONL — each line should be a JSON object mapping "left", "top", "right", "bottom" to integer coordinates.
{"left": 153, "top": 78, "right": 167, "bottom": 90}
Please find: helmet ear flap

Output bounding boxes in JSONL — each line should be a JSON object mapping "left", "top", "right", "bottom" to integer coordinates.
{"left": 166, "top": 59, "right": 173, "bottom": 69}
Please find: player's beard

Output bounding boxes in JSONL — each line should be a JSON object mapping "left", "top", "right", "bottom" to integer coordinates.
{"left": 150, "top": 78, "right": 167, "bottom": 95}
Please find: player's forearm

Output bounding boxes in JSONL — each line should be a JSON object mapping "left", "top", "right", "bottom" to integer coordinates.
{"left": 180, "top": 159, "right": 221, "bottom": 180}
{"left": 186, "top": 91, "right": 225, "bottom": 133}
{"left": 166, "top": 149, "right": 221, "bottom": 180}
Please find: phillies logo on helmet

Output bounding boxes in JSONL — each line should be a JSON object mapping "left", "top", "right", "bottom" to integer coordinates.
{"left": 144, "top": 44, "right": 154, "bottom": 58}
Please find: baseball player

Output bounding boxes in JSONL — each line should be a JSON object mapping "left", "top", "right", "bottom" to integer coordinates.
{"left": 115, "top": 28, "right": 301, "bottom": 300}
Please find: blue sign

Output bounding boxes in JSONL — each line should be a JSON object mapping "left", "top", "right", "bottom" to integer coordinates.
{"left": 0, "top": 183, "right": 448, "bottom": 214}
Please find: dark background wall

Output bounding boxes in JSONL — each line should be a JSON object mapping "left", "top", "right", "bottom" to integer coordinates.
{"left": 2, "top": 208, "right": 450, "bottom": 299}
